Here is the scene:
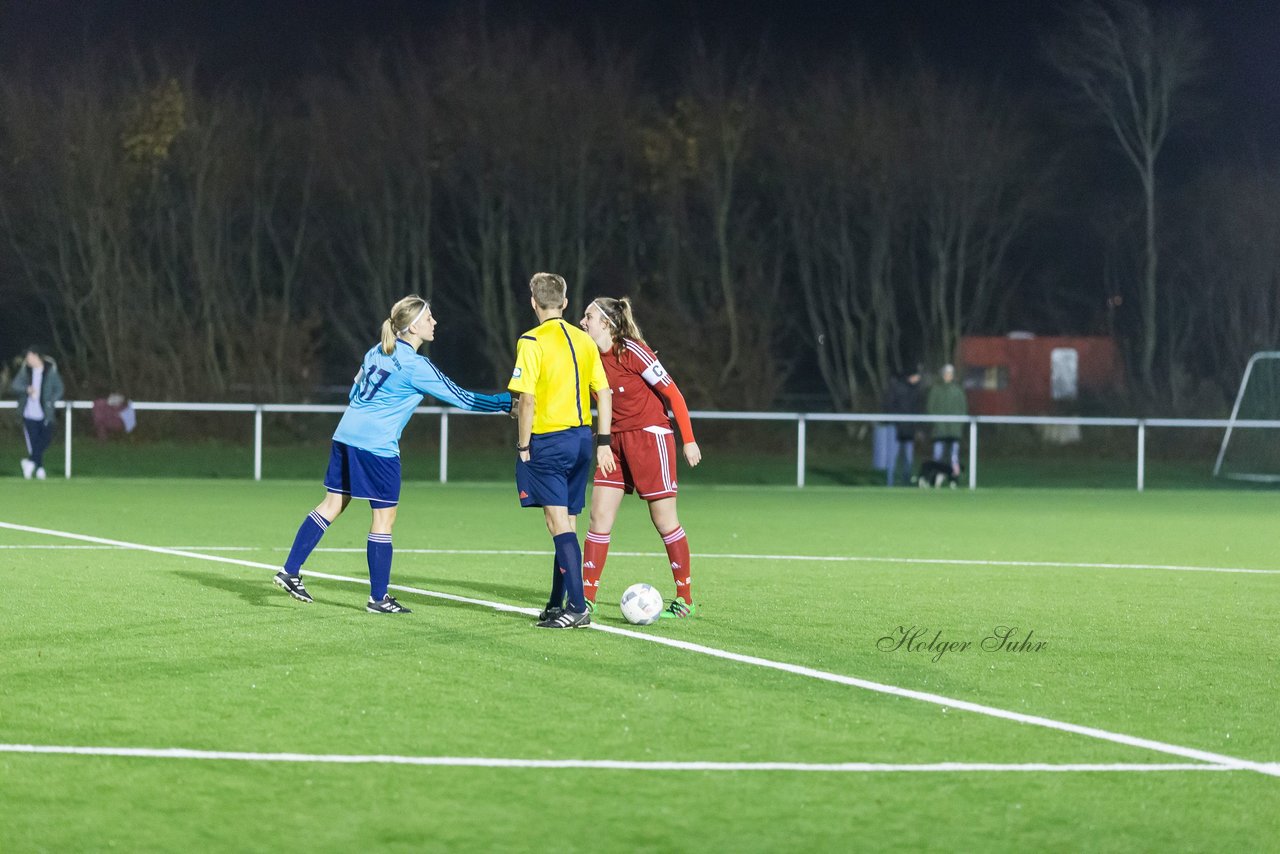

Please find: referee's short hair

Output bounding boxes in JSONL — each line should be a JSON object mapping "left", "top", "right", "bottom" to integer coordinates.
{"left": 530, "top": 272, "right": 568, "bottom": 309}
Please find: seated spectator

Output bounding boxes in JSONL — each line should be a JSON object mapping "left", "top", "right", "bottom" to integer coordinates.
{"left": 92, "top": 394, "right": 137, "bottom": 440}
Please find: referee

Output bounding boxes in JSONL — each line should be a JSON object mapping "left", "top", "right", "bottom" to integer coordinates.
{"left": 509, "top": 273, "right": 615, "bottom": 628}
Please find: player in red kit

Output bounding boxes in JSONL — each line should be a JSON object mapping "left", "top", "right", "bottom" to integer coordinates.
{"left": 579, "top": 297, "right": 702, "bottom": 618}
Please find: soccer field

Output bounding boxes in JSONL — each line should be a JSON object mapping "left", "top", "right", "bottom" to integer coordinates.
{"left": 2, "top": 480, "right": 1278, "bottom": 851}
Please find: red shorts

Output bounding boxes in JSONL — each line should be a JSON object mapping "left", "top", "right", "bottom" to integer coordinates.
{"left": 593, "top": 427, "right": 678, "bottom": 500}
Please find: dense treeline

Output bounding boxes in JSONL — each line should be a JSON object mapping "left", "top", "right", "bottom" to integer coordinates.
{"left": 2, "top": 9, "right": 1278, "bottom": 413}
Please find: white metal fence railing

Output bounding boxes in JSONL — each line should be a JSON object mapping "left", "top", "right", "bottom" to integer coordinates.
{"left": 5, "top": 400, "right": 1280, "bottom": 491}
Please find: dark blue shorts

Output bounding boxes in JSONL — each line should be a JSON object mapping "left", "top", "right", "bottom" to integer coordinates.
{"left": 324, "top": 441, "right": 401, "bottom": 509}
{"left": 515, "top": 426, "right": 593, "bottom": 515}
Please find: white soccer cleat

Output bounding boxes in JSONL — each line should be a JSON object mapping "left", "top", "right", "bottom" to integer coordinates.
{"left": 20, "top": 458, "right": 34, "bottom": 480}
{"left": 35, "top": 467, "right": 46, "bottom": 480}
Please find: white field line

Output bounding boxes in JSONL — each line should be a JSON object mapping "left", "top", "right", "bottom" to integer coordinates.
{"left": 309, "top": 548, "right": 1280, "bottom": 576}
{"left": 0, "top": 744, "right": 1258, "bottom": 774}
{"left": 1, "top": 520, "right": 1276, "bottom": 778}
{"left": 0, "top": 544, "right": 250, "bottom": 551}
{"left": 2, "top": 541, "right": 1278, "bottom": 576}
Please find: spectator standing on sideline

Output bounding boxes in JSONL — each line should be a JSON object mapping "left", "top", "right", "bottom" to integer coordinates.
{"left": 927, "top": 363, "right": 968, "bottom": 477}
{"left": 510, "top": 272, "right": 615, "bottom": 629}
{"left": 11, "top": 346, "right": 64, "bottom": 480}
{"left": 272, "top": 295, "right": 512, "bottom": 613}
{"left": 884, "top": 367, "right": 922, "bottom": 486}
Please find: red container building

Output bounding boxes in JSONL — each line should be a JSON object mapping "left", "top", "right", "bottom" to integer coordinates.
{"left": 957, "top": 334, "right": 1122, "bottom": 416}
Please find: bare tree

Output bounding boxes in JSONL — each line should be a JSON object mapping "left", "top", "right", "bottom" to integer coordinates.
{"left": 905, "top": 68, "right": 1049, "bottom": 370}
{"left": 775, "top": 64, "right": 906, "bottom": 410}
{"left": 632, "top": 46, "right": 788, "bottom": 407}
{"left": 0, "top": 58, "right": 143, "bottom": 391}
{"left": 132, "top": 84, "right": 319, "bottom": 400}
{"left": 1047, "top": 0, "right": 1204, "bottom": 392}
{"left": 773, "top": 64, "right": 1047, "bottom": 410}
{"left": 681, "top": 47, "right": 760, "bottom": 388}
{"left": 307, "top": 48, "right": 444, "bottom": 366}
{"left": 1177, "top": 163, "right": 1280, "bottom": 402}
{"left": 431, "top": 27, "right": 629, "bottom": 383}
{"left": 0, "top": 57, "right": 320, "bottom": 400}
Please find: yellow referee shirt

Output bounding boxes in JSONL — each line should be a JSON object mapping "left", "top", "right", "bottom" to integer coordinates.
{"left": 509, "top": 317, "right": 609, "bottom": 435}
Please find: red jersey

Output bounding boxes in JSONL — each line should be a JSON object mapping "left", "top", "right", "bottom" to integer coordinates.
{"left": 599, "top": 339, "right": 695, "bottom": 442}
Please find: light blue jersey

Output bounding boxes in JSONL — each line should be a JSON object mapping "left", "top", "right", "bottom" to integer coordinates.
{"left": 332, "top": 340, "right": 511, "bottom": 457}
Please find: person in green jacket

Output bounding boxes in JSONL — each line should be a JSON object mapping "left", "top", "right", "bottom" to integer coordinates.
{"left": 926, "top": 363, "right": 968, "bottom": 477}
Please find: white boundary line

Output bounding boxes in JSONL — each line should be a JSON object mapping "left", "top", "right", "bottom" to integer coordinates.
{"left": 0, "top": 545, "right": 251, "bottom": 551}
{"left": 305, "top": 548, "right": 1280, "bottom": 576}
{"left": 2, "top": 541, "right": 1277, "bottom": 576}
{"left": 0, "top": 744, "right": 1257, "bottom": 774}
{"left": 1, "top": 520, "right": 1277, "bottom": 778}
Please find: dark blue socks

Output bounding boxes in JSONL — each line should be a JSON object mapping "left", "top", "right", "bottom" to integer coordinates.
{"left": 284, "top": 510, "right": 330, "bottom": 575}
{"left": 548, "top": 553, "right": 565, "bottom": 611}
{"left": 553, "top": 532, "right": 585, "bottom": 613}
{"left": 367, "top": 533, "right": 393, "bottom": 600}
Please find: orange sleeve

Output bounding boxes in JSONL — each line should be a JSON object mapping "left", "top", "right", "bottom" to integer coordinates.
{"left": 654, "top": 380, "right": 695, "bottom": 444}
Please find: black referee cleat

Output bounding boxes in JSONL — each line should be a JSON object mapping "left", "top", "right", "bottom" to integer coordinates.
{"left": 536, "top": 609, "right": 591, "bottom": 629}
{"left": 538, "top": 604, "right": 565, "bottom": 622}
{"left": 274, "top": 571, "right": 314, "bottom": 603}
{"left": 367, "top": 594, "right": 412, "bottom": 614}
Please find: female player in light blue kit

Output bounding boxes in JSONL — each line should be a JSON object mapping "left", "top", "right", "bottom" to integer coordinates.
{"left": 274, "top": 295, "right": 511, "bottom": 613}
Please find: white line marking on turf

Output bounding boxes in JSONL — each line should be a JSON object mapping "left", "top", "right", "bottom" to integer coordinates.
{"left": 2, "top": 520, "right": 1277, "bottom": 778}
{"left": 0, "top": 545, "right": 250, "bottom": 551}
{"left": 0, "top": 745, "right": 1259, "bottom": 773}
{"left": 3, "top": 541, "right": 1277, "bottom": 576}
{"left": 307, "top": 550, "right": 1280, "bottom": 578}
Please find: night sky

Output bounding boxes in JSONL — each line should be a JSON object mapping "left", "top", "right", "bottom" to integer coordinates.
{"left": 3, "top": 0, "right": 1278, "bottom": 155}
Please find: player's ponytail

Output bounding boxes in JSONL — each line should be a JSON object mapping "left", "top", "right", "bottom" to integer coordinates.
{"left": 591, "top": 296, "right": 647, "bottom": 358}
{"left": 382, "top": 295, "right": 430, "bottom": 355}
{"left": 615, "top": 297, "right": 645, "bottom": 346}
{"left": 379, "top": 318, "right": 397, "bottom": 355}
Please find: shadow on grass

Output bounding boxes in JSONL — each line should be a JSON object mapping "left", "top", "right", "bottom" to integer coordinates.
{"left": 170, "top": 568, "right": 362, "bottom": 611}
{"left": 806, "top": 465, "right": 884, "bottom": 487}
{"left": 411, "top": 575, "right": 543, "bottom": 605}
{"left": 408, "top": 575, "right": 643, "bottom": 628}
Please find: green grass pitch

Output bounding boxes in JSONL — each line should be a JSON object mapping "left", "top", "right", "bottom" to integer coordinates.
{"left": 1, "top": 479, "right": 1278, "bottom": 851}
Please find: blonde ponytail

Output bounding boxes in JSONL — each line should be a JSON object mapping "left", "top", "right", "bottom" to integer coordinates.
{"left": 615, "top": 297, "right": 644, "bottom": 345}
{"left": 381, "top": 295, "right": 429, "bottom": 354}
{"left": 379, "top": 318, "right": 397, "bottom": 355}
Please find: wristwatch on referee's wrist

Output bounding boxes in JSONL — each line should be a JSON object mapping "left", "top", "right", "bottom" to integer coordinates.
{"left": 516, "top": 442, "right": 530, "bottom": 452}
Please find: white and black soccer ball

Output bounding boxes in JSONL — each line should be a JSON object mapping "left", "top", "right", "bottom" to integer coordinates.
{"left": 619, "top": 582, "right": 664, "bottom": 625}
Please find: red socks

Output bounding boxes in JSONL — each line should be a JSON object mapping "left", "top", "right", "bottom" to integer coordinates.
{"left": 582, "top": 531, "right": 611, "bottom": 604}
{"left": 662, "top": 526, "right": 692, "bottom": 604}
{"left": 585, "top": 526, "right": 693, "bottom": 606}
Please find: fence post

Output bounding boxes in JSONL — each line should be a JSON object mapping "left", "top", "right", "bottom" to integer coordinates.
{"left": 796, "top": 414, "right": 806, "bottom": 488}
{"left": 64, "top": 401, "right": 73, "bottom": 479}
{"left": 1137, "top": 420, "right": 1145, "bottom": 492}
{"left": 440, "top": 411, "right": 449, "bottom": 484}
{"left": 253, "top": 406, "right": 263, "bottom": 482}
{"left": 968, "top": 419, "right": 977, "bottom": 490}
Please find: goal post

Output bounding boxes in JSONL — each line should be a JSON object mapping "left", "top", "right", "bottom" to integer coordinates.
{"left": 1213, "top": 351, "right": 1280, "bottom": 481}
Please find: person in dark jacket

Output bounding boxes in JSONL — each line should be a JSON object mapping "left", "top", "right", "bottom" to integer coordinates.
{"left": 11, "top": 346, "right": 65, "bottom": 480}
{"left": 883, "top": 368, "right": 922, "bottom": 486}
{"left": 926, "top": 363, "right": 969, "bottom": 477}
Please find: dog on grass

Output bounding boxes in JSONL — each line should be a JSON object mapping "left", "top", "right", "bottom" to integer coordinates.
{"left": 917, "top": 459, "right": 961, "bottom": 489}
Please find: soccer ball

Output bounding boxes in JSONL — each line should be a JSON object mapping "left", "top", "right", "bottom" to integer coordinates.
{"left": 619, "top": 583, "right": 664, "bottom": 625}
